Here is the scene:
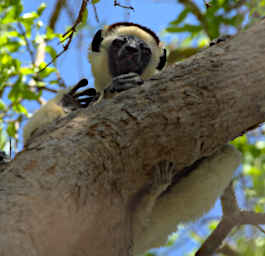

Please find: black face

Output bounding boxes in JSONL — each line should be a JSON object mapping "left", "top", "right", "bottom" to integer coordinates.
{"left": 108, "top": 35, "right": 152, "bottom": 77}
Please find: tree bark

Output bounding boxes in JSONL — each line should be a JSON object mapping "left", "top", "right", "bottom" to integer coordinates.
{"left": 1, "top": 20, "right": 265, "bottom": 256}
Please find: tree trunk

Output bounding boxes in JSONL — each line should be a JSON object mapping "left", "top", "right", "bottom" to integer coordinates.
{"left": 1, "top": 20, "right": 265, "bottom": 256}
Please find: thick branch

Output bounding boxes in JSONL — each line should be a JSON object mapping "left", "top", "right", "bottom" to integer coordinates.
{"left": 1, "top": 20, "right": 265, "bottom": 256}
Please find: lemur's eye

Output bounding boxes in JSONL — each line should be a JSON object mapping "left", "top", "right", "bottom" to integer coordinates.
{"left": 113, "top": 38, "right": 126, "bottom": 48}
{"left": 140, "top": 43, "right": 151, "bottom": 56}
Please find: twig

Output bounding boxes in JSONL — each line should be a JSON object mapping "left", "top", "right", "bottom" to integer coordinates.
{"left": 55, "top": 71, "right": 66, "bottom": 88}
{"left": 92, "top": 2, "right": 100, "bottom": 23}
{"left": 255, "top": 225, "right": 265, "bottom": 235}
{"left": 36, "top": 86, "right": 58, "bottom": 93}
{"left": 48, "top": 0, "right": 67, "bottom": 30}
{"left": 226, "top": 0, "right": 247, "bottom": 12}
{"left": 238, "top": 211, "right": 265, "bottom": 225}
{"left": 221, "top": 182, "right": 239, "bottom": 216}
{"left": 195, "top": 183, "right": 239, "bottom": 256}
{"left": 195, "top": 182, "right": 265, "bottom": 256}
{"left": 62, "top": 0, "right": 89, "bottom": 38}
{"left": 38, "top": 38, "right": 72, "bottom": 73}
{"left": 38, "top": 0, "right": 89, "bottom": 73}
{"left": 178, "top": 0, "right": 210, "bottom": 38}
{"left": 203, "top": 0, "right": 211, "bottom": 9}
{"left": 17, "top": 23, "right": 35, "bottom": 65}
{"left": 195, "top": 217, "right": 236, "bottom": 256}
{"left": 114, "top": 0, "right": 134, "bottom": 10}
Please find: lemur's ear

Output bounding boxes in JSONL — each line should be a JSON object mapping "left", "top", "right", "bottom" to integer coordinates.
{"left": 91, "top": 29, "right": 103, "bottom": 52}
{"left": 156, "top": 48, "right": 167, "bottom": 70}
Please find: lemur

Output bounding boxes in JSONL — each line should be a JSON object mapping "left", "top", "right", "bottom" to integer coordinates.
{"left": 22, "top": 22, "right": 241, "bottom": 256}
{"left": 23, "top": 22, "right": 167, "bottom": 145}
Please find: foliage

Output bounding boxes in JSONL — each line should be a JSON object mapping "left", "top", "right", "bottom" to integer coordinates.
{"left": 166, "top": 0, "right": 265, "bottom": 64}
{"left": 0, "top": 0, "right": 60, "bottom": 150}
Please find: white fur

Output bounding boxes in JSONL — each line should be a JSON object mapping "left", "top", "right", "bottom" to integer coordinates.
{"left": 88, "top": 25, "right": 164, "bottom": 95}
{"left": 23, "top": 89, "right": 70, "bottom": 145}
{"left": 133, "top": 144, "right": 241, "bottom": 255}
{"left": 24, "top": 24, "right": 165, "bottom": 144}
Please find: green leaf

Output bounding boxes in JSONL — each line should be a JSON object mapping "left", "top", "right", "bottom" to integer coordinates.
{"left": 21, "top": 12, "right": 38, "bottom": 21}
{"left": 8, "top": 76, "right": 24, "bottom": 102}
{"left": 14, "top": 1, "right": 23, "bottom": 18}
{"left": 1, "top": 54, "right": 12, "bottom": 65}
{"left": 92, "top": 0, "right": 100, "bottom": 4}
{"left": 23, "top": 86, "right": 41, "bottom": 100}
{"left": 2, "top": 6, "right": 16, "bottom": 24}
{"left": 13, "top": 103, "right": 28, "bottom": 114}
{"left": 208, "top": 220, "right": 219, "bottom": 231}
{"left": 77, "top": 8, "right": 88, "bottom": 29}
{"left": 46, "top": 27, "right": 59, "bottom": 40}
{"left": 6, "top": 31, "right": 20, "bottom": 38}
{"left": 6, "top": 40, "right": 21, "bottom": 52}
{"left": 170, "top": 8, "right": 190, "bottom": 26}
{"left": 37, "top": 2, "right": 46, "bottom": 16}
{"left": 20, "top": 67, "right": 35, "bottom": 75}
{"left": 166, "top": 24, "right": 202, "bottom": 33}
{"left": 45, "top": 45, "right": 57, "bottom": 59}
{"left": 38, "top": 64, "right": 57, "bottom": 79}
{"left": 0, "top": 100, "right": 7, "bottom": 111}
{"left": 7, "top": 122, "right": 16, "bottom": 137}
{"left": 19, "top": 11, "right": 39, "bottom": 33}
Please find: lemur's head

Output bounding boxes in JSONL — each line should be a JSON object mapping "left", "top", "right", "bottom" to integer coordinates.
{"left": 89, "top": 22, "right": 167, "bottom": 92}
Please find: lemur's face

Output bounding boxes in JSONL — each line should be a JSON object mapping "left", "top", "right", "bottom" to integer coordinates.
{"left": 108, "top": 35, "right": 152, "bottom": 77}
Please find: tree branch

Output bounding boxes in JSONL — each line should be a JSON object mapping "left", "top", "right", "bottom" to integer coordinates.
{"left": 48, "top": 0, "right": 67, "bottom": 30}
{"left": 196, "top": 179, "right": 265, "bottom": 255}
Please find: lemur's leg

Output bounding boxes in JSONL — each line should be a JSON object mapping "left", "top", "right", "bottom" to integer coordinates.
{"left": 106, "top": 72, "right": 144, "bottom": 93}
{"left": 62, "top": 79, "right": 97, "bottom": 110}
{"left": 134, "top": 144, "right": 241, "bottom": 255}
{"left": 132, "top": 161, "right": 175, "bottom": 244}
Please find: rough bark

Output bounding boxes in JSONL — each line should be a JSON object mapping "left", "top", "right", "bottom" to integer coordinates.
{"left": 1, "top": 20, "right": 265, "bottom": 256}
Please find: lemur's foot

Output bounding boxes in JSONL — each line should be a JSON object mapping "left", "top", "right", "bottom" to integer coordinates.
{"left": 151, "top": 160, "right": 175, "bottom": 194}
{"left": 62, "top": 78, "right": 97, "bottom": 109}
{"left": 107, "top": 72, "right": 144, "bottom": 93}
{"left": 209, "top": 35, "right": 232, "bottom": 47}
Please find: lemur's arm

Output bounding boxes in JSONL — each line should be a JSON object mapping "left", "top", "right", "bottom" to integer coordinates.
{"left": 133, "top": 145, "right": 241, "bottom": 255}
{"left": 131, "top": 161, "right": 175, "bottom": 239}
{"left": 23, "top": 79, "right": 96, "bottom": 145}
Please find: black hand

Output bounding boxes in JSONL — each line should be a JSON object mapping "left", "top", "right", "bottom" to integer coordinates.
{"left": 62, "top": 78, "right": 97, "bottom": 109}
{"left": 107, "top": 72, "right": 143, "bottom": 93}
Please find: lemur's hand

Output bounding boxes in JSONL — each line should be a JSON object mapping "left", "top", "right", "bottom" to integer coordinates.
{"left": 62, "top": 79, "right": 97, "bottom": 110}
{"left": 106, "top": 72, "right": 143, "bottom": 93}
